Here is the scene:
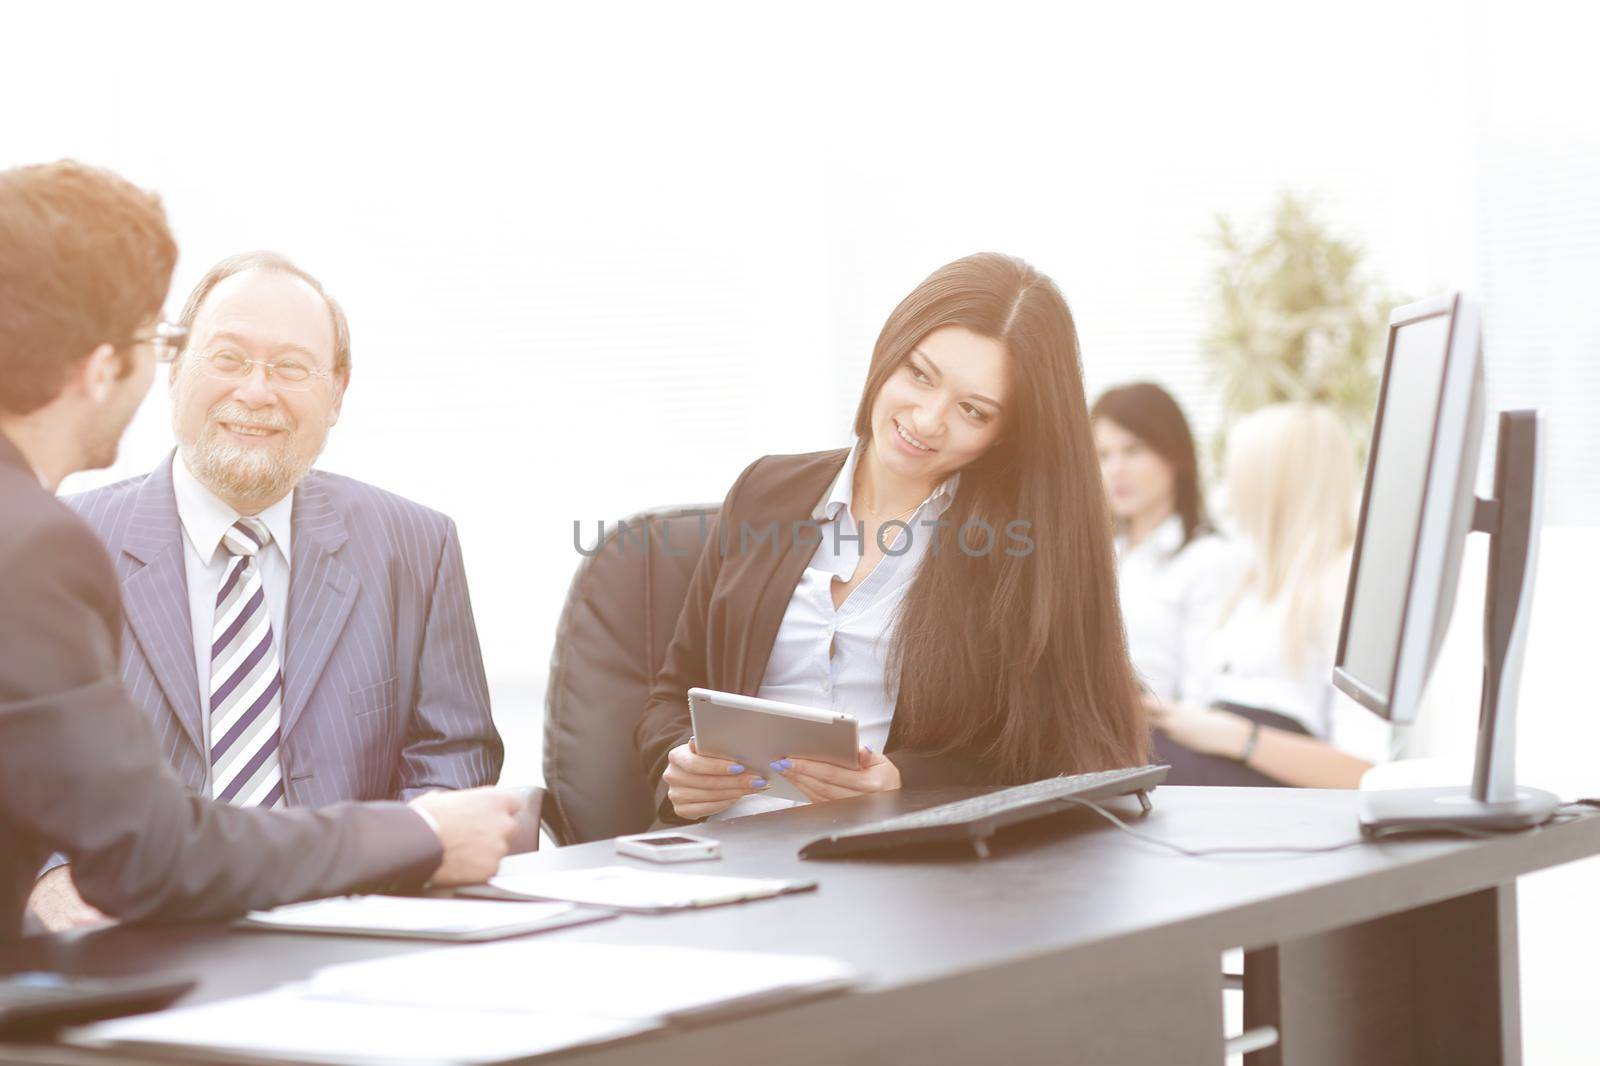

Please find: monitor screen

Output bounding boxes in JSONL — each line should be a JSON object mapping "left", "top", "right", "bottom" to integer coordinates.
{"left": 1337, "top": 310, "right": 1454, "bottom": 706}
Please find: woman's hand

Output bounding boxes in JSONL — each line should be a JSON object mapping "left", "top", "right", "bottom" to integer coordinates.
{"left": 1146, "top": 696, "right": 1252, "bottom": 759}
{"left": 663, "top": 738, "right": 772, "bottom": 820}
{"left": 773, "top": 747, "right": 901, "bottom": 803}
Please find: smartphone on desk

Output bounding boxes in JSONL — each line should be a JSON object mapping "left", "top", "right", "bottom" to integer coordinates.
{"left": 687, "top": 688, "right": 859, "bottom": 803}
{"left": 615, "top": 832, "right": 721, "bottom": 863}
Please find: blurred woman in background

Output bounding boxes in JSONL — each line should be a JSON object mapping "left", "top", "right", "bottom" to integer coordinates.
{"left": 1148, "top": 402, "right": 1393, "bottom": 788}
{"left": 1092, "top": 382, "right": 1234, "bottom": 706}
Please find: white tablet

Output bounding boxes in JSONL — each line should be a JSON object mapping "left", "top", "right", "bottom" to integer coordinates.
{"left": 686, "top": 688, "right": 859, "bottom": 803}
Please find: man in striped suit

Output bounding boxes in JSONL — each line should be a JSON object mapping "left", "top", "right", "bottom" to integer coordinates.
{"left": 30, "top": 252, "right": 504, "bottom": 928}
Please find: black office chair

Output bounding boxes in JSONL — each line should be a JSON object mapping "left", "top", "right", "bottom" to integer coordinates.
{"left": 541, "top": 504, "right": 718, "bottom": 845}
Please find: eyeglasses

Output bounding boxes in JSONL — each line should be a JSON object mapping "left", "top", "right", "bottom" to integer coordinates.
{"left": 129, "top": 321, "right": 189, "bottom": 364}
{"left": 194, "top": 349, "right": 335, "bottom": 392}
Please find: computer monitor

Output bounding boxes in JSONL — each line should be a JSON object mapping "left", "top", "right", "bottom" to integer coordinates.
{"left": 1334, "top": 292, "right": 1557, "bottom": 834}
{"left": 1335, "top": 294, "right": 1483, "bottom": 724}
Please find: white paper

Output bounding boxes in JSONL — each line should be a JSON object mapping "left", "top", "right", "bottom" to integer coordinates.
{"left": 487, "top": 865, "right": 804, "bottom": 911}
{"left": 75, "top": 988, "right": 648, "bottom": 1065}
{"left": 307, "top": 941, "right": 862, "bottom": 1021}
{"left": 243, "top": 895, "right": 574, "bottom": 935}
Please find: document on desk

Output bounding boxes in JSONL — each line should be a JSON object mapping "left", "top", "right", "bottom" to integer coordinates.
{"left": 73, "top": 942, "right": 861, "bottom": 1063}
{"left": 474, "top": 864, "right": 817, "bottom": 912}
{"left": 306, "top": 940, "right": 862, "bottom": 1022}
{"left": 74, "top": 989, "right": 649, "bottom": 1065}
{"left": 236, "top": 894, "right": 611, "bottom": 941}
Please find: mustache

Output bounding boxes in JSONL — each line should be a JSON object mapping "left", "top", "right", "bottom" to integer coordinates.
{"left": 208, "top": 402, "right": 293, "bottom": 432}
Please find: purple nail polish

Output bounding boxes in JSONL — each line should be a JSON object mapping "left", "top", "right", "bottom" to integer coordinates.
{"left": 728, "top": 763, "right": 745, "bottom": 774}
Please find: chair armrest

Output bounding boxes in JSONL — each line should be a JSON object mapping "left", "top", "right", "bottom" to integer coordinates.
{"left": 508, "top": 785, "right": 547, "bottom": 855}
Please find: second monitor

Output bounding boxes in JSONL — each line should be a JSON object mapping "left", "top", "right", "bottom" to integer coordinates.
{"left": 1333, "top": 292, "right": 1558, "bottom": 834}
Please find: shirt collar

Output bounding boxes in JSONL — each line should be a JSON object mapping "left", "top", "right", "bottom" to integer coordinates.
{"left": 812, "top": 438, "right": 960, "bottom": 522}
{"left": 1117, "top": 513, "right": 1185, "bottom": 560}
{"left": 1151, "top": 513, "right": 1185, "bottom": 552}
{"left": 171, "top": 453, "right": 294, "bottom": 568}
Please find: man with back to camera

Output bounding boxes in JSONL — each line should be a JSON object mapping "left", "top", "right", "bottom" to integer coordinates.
{"left": 29, "top": 250, "right": 505, "bottom": 928}
{"left": 0, "top": 158, "right": 522, "bottom": 942}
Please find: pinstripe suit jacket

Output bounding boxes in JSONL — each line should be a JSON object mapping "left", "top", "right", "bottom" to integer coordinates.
{"left": 66, "top": 455, "right": 504, "bottom": 806}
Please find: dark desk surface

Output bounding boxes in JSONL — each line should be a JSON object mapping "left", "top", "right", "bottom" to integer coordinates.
{"left": 5, "top": 786, "right": 1599, "bottom": 1065}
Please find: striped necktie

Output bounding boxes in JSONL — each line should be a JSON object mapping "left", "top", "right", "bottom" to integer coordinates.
{"left": 209, "top": 516, "right": 286, "bottom": 808}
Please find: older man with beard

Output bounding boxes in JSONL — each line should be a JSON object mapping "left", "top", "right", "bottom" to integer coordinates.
{"left": 29, "top": 251, "right": 504, "bottom": 929}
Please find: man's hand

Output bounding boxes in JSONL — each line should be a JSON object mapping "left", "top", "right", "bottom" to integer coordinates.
{"left": 409, "top": 787, "right": 521, "bottom": 886}
{"left": 775, "top": 747, "right": 901, "bottom": 803}
{"left": 27, "top": 866, "right": 111, "bottom": 933}
{"left": 663, "top": 739, "right": 772, "bottom": 820}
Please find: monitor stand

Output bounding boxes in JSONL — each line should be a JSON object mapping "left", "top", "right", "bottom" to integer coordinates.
{"left": 1360, "top": 410, "right": 1561, "bottom": 836}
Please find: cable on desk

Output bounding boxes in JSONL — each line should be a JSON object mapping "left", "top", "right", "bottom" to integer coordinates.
{"left": 1051, "top": 797, "right": 1369, "bottom": 857}
{"left": 1050, "top": 796, "right": 1600, "bottom": 860}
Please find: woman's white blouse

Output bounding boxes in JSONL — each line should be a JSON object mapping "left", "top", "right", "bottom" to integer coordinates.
{"left": 1115, "top": 516, "right": 1235, "bottom": 703}
{"left": 713, "top": 441, "right": 958, "bottom": 819}
{"left": 1194, "top": 571, "right": 1396, "bottom": 765}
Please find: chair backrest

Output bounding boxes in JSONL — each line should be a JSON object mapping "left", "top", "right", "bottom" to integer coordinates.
{"left": 542, "top": 505, "right": 718, "bottom": 845}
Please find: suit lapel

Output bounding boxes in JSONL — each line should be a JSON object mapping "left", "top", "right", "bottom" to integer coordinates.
{"left": 120, "top": 456, "right": 205, "bottom": 757}
{"left": 281, "top": 474, "right": 358, "bottom": 741}
{"left": 737, "top": 530, "right": 816, "bottom": 694}
{"left": 736, "top": 452, "right": 848, "bottom": 694}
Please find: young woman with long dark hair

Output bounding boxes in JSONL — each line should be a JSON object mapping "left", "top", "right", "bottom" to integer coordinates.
{"left": 634, "top": 253, "right": 1147, "bottom": 821}
{"left": 1091, "top": 382, "right": 1234, "bottom": 706}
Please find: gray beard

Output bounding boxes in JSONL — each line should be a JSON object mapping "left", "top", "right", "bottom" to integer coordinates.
{"left": 180, "top": 430, "right": 320, "bottom": 508}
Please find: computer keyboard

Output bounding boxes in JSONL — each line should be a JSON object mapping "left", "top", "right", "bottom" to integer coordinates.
{"left": 798, "top": 764, "right": 1170, "bottom": 859}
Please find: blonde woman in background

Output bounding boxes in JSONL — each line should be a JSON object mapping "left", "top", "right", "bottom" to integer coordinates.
{"left": 1149, "top": 403, "right": 1394, "bottom": 788}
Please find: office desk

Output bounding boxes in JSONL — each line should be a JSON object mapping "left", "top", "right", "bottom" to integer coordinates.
{"left": 4, "top": 786, "right": 1598, "bottom": 1066}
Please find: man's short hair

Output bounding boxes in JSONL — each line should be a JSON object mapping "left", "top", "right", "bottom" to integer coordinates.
{"left": 177, "top": 251, "right": 352, "bottom": 374}
{"left": 0, "top": 160, "right": 178, "bottom": 416}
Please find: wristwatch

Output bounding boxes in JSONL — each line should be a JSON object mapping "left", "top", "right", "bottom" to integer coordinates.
{"left": 1238, "top": 720, "right": 1262, "bottom": 763}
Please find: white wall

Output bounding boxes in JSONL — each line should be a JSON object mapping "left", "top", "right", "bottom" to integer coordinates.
{"left": 17, "top": 0, "right": 1573, "bottom": 700}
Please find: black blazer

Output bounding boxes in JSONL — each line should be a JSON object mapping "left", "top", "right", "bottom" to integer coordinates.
{"left": 0, "top": 432, "right": 441, "bottom": 942}
{"left": 635, "top": 448, "right": 990, "bottom": 819}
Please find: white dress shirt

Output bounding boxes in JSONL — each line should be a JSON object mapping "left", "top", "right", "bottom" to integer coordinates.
{"left": 715, "top": 441, "right": 959, "bottom": 819}
{"left": 1192, "top": 566, "right": 1396, "bottom": 765}
{"left": 1114, "top": 516, "right": 1237, "bottom": 703}
{"left": 171, "top": 455, "right": 293, "bottom": 796}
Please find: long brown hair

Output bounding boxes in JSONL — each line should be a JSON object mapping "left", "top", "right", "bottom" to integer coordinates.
{"left": 855, "top": 253, "right": 1147, "bottom": 782}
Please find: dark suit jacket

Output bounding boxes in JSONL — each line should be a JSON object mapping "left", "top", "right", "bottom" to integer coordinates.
{"left": 64, "top": 456, "right": 503, "bottom": 807}
{"left": 635, "top": 449, "right": 990, "bottom": 820}
{"left": 0, "top": 432, "right": 441, "bottom": 943}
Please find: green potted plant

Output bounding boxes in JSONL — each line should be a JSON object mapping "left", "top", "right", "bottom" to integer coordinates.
{"left": 1203, "top": 191, "right": 1402, "bottom": 459}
